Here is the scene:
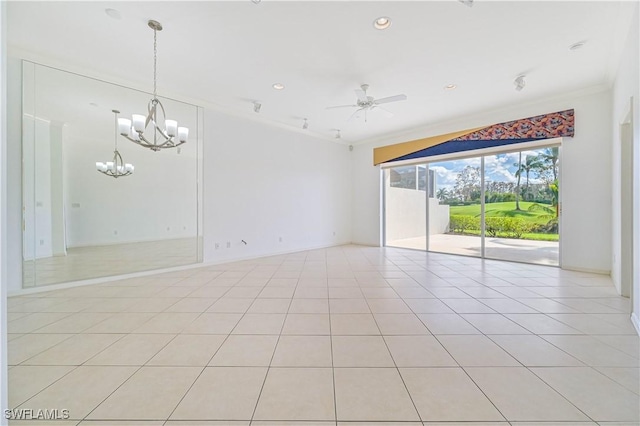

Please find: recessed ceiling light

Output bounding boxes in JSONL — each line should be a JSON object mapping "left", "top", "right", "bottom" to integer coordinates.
{"left": 105, "top": 8, "right": 122, "bottom": 20}
{"left": 373, "top": 17, "right": 392, "bottom": 30}
{"left": 569, "top": 41, "right": 586, "bottom": 51}
{"left": 272, "top": 83, "right": 285, "bottom": 90}
{"left": 444, "top": 84, "right": 457, "bottom": 90}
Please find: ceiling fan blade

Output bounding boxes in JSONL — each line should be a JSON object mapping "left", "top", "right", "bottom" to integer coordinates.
{"left": 354, "top": 89, "right": 368, "bottom": 103}
{"left": 326, "top": 104, "right": 357, "bottom": 110}
{"left": 347, "top": 108, "right": 364, "bottom": 122}
{"left": 374, "top": 94, "right": 407, "bottom": 104}
{"left": 372, "top": 105, "right": 394, "bottom": 118}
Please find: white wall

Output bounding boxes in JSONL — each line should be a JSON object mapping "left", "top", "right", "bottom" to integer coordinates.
{"left": 1, "top": 0, "right": 8, "bottom": 421}
{"left": 610, "top": 4, "right": 640, "bottom": 328}
{"left": 353, "top": 87, "right": 613, "bottom": 274}
{"left": 203, "top": 109, "right": 352, "bottom": 263}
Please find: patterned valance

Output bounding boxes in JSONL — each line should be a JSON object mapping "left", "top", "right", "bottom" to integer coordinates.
{"left": 373, "top": 109, "right": 574, "bottom": 165}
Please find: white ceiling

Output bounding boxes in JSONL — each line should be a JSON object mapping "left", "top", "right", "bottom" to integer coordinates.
{"left": 7, "top": 1, "right": 637, "bottom": 144}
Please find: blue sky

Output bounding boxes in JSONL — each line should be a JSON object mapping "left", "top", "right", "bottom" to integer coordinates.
{"left": 428, "top": 150, "right": 543, "bottom": 190}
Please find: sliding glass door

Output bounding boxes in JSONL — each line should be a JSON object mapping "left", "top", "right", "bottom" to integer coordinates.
{"left": 483, "top": 148, "right": 559, "bottom": 265}
{"left": 428, "top": 157, "right": 482, "bottom": 258}
{"left": 384, "top": 165, "right": 427, "bottom": 250}
{"left": 384, "top": 146, "right": 560, "bottom": 266}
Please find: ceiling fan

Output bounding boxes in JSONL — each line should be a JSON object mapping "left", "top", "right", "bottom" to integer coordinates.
{"left": 326, "top": 84, "right": 407, "bottom": 122}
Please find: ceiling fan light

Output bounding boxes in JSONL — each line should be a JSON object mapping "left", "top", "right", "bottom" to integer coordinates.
{"left": 272, "top": 83, "right": 285, "bottom": 90}
{"left": 373, "top": 17, "right": 392, "bottom": 30}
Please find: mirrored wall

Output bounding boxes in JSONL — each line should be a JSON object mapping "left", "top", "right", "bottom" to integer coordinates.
{"left": 22, "top": 61, "right": 203, "bottom": 288}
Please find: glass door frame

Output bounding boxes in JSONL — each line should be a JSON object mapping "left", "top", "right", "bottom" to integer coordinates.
{"left": 382, "top": 138, "right": 563, "bottom": 267}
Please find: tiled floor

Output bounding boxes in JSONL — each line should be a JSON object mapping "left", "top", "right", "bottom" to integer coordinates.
{"left": 7, "top": 244, "right": 639, "bottom": 425}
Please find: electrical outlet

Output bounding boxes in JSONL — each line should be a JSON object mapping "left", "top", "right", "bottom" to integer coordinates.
{"left": 39, "top": 239, "right": 44, "bottom": 246}
{"left": 279, "top": 236, "right": 283, "bottom": 243}
{"left": 333, "top": 231, "right": 336, "bottom": 236}
{"left": 226, "top": 241, "right": 231, "bottom": 248}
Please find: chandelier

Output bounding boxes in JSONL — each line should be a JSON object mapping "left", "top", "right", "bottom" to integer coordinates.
{"left": 96, "top": 110, "right": 134, "bottom": 178}
{"left": 117, "top": 20, "right": 188, "bottom": 152}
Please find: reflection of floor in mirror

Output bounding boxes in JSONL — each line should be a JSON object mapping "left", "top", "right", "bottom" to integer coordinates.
{"left": 23, "top": 237, "right": 199, "bottom": 287}
{"left": 388, "top": 233, "right": 559, "bottom": 266}
{"left": 7, "top": 244, "right": 638, "bottom": 424}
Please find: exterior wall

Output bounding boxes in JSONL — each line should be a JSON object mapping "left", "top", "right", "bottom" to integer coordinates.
{"left": 384, "top": 186, "right": 449, "bottom": 242}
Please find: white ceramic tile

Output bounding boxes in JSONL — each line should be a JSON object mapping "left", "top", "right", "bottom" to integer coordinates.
{"left": 334, "top": 368, "right": 420, "bottom": 422}
{"left": 232, "top": 314, "right": 286, "bottom": 335}
{"left": 460, "top": 314, "right": 532, "bottom": 334}
{"left": 281, "top": 314, "right": 330, "bottom": 335}
{"left": 466, "top": 367, "right": 590, "bottom": 421}
{"left": 332, "top": 336, "right": 394, "bottom": 367}
{"left": 8, "top": 365, "right": 75, "bottom": 407}
{"left": 417, "top": 314, "right": 480, "bottom": 335}
{"left": 437, "top": 335, "right": 520, "bottom": 366}
{"left": 400, "top": 367, "right": 504, "bottom": 421}
{"left": 489, "top": 335, "right": 584, "bottom": 366}
{"left": 147, "top": 334, "right": 225, "bottom": 366}
{"left": 170, "top": 367, "right": 267, "bottom": 421}
{"left": 541, "top": 335, "right": 640, "bottom": 367}
{"left": 209, "top": 335, "right": 278, "bottom": 366}
{"left": 330, "top": 314, "right": 380, "bottom": 335}
{"left": 19, "top": 366, "right": 137, "bottom": 419}
{"left": 374, "top": 314, "right": 430, "bottom": 335}
{"left": 87, "top": 366, "right": 200, "bottom": 420}
{"left": 183, "top": 313, "right": 243, "bottom": 334}
{"left": 253, "top": 368, "right": 335, "bottom": 421}
{"left": 23, "top": 334, "right": 124, "bottom": 366}
{"left": 531, "top": 367, "right": 640, "bottom": 422}
{"left": 271, "top": 335, "right": 333, "bottom": 367}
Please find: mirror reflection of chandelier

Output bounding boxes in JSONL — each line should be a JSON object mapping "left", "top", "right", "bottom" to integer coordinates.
{"left": 96, "top": 109, "right": 134, "bottom": 178}
{"left": 118, "top": 20, "right": 188, "bottom": 152}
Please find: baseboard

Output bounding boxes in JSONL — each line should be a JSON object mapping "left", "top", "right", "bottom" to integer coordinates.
{"left": 631, "top": 312, "right": 640, "bottom": 336}
{"left": 559, "top": 264, "right": 611, "bottom": 275}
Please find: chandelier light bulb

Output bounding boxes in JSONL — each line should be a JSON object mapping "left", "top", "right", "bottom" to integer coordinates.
{"left": 96, "top": 110, "right": 134, "bottom": 179}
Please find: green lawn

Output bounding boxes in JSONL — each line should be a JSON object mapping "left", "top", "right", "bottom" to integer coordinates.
{"left": 448, "top": 201, "right": 558, "bottom": 241}
{"left": 450, "top": 201, "right": 554, "bottom": 226}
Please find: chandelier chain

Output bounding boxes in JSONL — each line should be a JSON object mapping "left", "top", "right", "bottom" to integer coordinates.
{"left": 153, "top": 27, "right": 157, "bottom": 99}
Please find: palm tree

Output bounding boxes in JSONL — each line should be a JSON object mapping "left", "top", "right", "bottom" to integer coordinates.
{"left": 521, "top": 155, "right": 545, "bottom": 200}
{"left": 436, "top": 188, "right": 449, "bottom": 202}
{"left": 513, "top": 152, "right": 523, "bottom": 211}
{"left": 540, "top": 147, "right": 559, "bottom": 181}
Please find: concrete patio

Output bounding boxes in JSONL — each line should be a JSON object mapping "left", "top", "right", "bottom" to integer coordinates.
{"left": 388, "top": 233, "right": 559, "bottom": 266}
